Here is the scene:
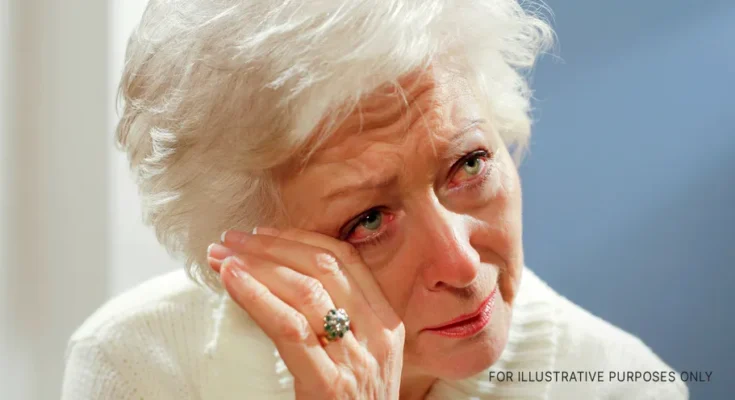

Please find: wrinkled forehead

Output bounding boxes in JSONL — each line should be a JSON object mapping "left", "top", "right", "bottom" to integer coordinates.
{"left": 301, "top": 67, "right": 485, "bottom": 167}
{"left": 274, "top": 66, "right": 494, "bottom": 228}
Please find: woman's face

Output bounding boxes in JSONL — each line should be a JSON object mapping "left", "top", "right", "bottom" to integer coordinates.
{"left": 278, "top": 67, "right": 524, "bottom": 381}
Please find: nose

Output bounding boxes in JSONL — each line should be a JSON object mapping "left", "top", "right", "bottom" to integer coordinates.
{"left": 414, "top": 201, "right": 481, "bottom": 291}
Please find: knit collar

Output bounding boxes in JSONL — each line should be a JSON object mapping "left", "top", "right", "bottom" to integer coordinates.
{"left": 199, "top": 266, "right": 560, "bottom": 399}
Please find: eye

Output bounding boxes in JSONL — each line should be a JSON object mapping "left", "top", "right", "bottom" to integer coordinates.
{"left": 359, "top": 210, "right": 383, "bottom": 231}
{"left": 448, "top": 150, "right": 491, "bottom": 189}
{"left": 462, "top": 156, "right": 483, "bottom": 176}
{"left": 340, "top": 208, "right": 395, "bottom": 248}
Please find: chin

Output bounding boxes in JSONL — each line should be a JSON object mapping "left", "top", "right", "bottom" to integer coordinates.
{"left": 408, "top": 301, "right": 512, "bottom": 381}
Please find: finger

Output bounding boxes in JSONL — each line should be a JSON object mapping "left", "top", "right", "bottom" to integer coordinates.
{"left": 231, "top": 252, "right": 363, "bottom": 363}
{"left": 219, "top": 256, "right": 338, "bottom": 385}
{"left": 223, "top": 228, "right": 396, "bottom": 324}
{"left": 220, "top": 230, "right": 385, "bottom": 338}
{"left": 207, "top": 243, "right": 235, "bottom": 273}
{"left": 210, "top": 240, "right": 362, "bottom": 327}
{"left": 261, "top": 228, "right": 395, "bottom": 318}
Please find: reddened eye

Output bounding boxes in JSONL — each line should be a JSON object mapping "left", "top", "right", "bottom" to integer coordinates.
{"left": 359, "top": 210, "right": 382, "bottom": 231}
{"left": 340, "top": 208, "right": 398, "bottom": 249}
{"left": 462, "top": 156, "right": 483, "bottom": 176}
{"left": 448, "top": 150, "right": 490, "bottom": 189}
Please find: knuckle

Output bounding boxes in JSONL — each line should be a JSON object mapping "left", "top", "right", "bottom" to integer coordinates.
{"left": 311, "top": 250, "right": 342, "bottom": 276}
{"left": 278, "top": 312, "right": 311, "bottom": 343}
{"left": 296, "top": 276, "right": 329, "bottom": 308}
{"left": 341, "top": 356, "right": 370, "bottom": 381}
{"left": 238, "top": 280, "right": 270, "bottom": 304}
{"left": 368, "top": 325, "right": 406, "bottom": 359}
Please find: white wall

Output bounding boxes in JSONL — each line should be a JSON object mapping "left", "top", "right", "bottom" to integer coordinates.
{"left": 3, "top": 2, "right": 109, "bottom": 398}
{"left": 0, "top": 1, "right": 24, "bottom": 398}
{"left": 1, "top": 1, "right": 179, "bottom": 398}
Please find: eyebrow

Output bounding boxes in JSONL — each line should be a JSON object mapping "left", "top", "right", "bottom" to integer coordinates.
{"left": 323, "top": 175, "right": 398, "bottom": 201}
{"left": 447, "top": 118, "right": 486, "bottom": 146}
{"left": 321, "top": 118, "right": 487, "bottom": 201}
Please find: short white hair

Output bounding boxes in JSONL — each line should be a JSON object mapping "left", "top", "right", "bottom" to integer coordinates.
{"left": 116, "top": 0, "right": 554, "bottom": 292}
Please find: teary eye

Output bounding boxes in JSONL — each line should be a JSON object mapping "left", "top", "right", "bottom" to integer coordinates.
{"left": 448, "top": 149, "right": 491, "bottom": 189}
{"left": 358, "top": 209, "right": 382, "bottom": 231}
{"left": 462, "top": 155, "right": 483, "bottom": 176}
{"left": 341, "top": 208, "right": 394, "bottom": 249}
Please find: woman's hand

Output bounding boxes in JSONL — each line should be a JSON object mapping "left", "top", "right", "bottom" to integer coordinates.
{"left": 207, "top": 227, "right": 406, "bottom": 400}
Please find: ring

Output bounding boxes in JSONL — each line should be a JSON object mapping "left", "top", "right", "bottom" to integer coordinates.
{"left": 323, "top": 308, "right": 350, "bottom": 342}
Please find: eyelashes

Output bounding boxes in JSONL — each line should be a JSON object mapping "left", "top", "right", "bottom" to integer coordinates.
{"left": 351, "top": 224, "right": 392, "bottom": 249}
{"left": 340, "top": 148, "right": 494, "bottom": 249}
{"left": 447, "top": 149, "right": 492, "bottom": 192}
{"left": 339, "top": 208, "right": 393, "bottom": 247}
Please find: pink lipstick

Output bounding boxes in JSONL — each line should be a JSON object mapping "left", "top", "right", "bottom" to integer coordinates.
{"left": 425, "top": 287, "right": 497, "bottom": 338}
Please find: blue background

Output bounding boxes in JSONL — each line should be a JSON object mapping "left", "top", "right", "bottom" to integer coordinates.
{"left": 521, "top": 1, "right": 734, "bottom": 399}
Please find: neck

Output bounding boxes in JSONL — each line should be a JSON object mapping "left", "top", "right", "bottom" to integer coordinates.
{"left": 399, "top": 368, "right": 437, "bottom": 400}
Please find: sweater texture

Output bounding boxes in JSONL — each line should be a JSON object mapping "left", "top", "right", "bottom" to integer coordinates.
{"left": 61, "top": 267, "right": 689, "bottom": 399}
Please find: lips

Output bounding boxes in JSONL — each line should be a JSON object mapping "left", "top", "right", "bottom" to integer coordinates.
{"left": 424, "top": 286, "right": 497, "bottom": 337}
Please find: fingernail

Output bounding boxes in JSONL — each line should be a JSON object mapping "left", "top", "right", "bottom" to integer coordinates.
{"left": 207, "top": 243, "right": 235, "bottom": 261}
{"left": 207, "top": 256, "right": 223, "bottom": 273}
{"left": 221, "top": 230, "right": 249, "bottom": 244}
{"left": 254, "top": 226, "right": 279, "bottom": 236}
{"left": 223, "top": 256, "right": 246, "bottom": 271}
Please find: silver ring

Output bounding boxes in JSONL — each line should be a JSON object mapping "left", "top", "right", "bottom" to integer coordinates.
{"left": 323, "top": 308, "right": 350, "bottom": 341}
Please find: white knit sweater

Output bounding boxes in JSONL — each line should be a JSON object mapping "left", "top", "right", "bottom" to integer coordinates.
{"left": 61, "top": 267, "right": 689, "bottom": 399}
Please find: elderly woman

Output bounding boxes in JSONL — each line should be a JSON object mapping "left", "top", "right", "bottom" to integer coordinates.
{"left": 62, "top": 1, "right": 688, "bottom": 399}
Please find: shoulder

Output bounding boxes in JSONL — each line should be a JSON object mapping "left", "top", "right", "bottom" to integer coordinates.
{"left": 523, "top": 269, "right": 689, "bottom": 399}
{"left": 63, "top": 269, "right": 220, "bottom": 399}
{"left": 69, "top": 269, "right": 216, "bottom": 344}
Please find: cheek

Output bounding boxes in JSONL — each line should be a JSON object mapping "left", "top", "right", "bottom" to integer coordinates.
{"left": 473, "top": 161, "right": 522, "bottom": 242}
{"left": 465, "top": 151, "right": 523, "bottom": 301}
{"left": 490, "top": 158, "right": 524, "bottom": 302}
{"left": 484, "top": 147, "right": 522, "bottom": 231}
{"left": 369, "top": 248, "right": 421, "bottom": 320}
{"left": 496, "top": 162, "right": 522, "bottom": 235}
{"left": 500, "top": 157, "right": 523, "bottom": 251}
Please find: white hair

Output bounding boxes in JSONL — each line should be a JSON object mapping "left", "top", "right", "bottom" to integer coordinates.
{"left": 116, "top": 0, "right": 555, "bottom": 292}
